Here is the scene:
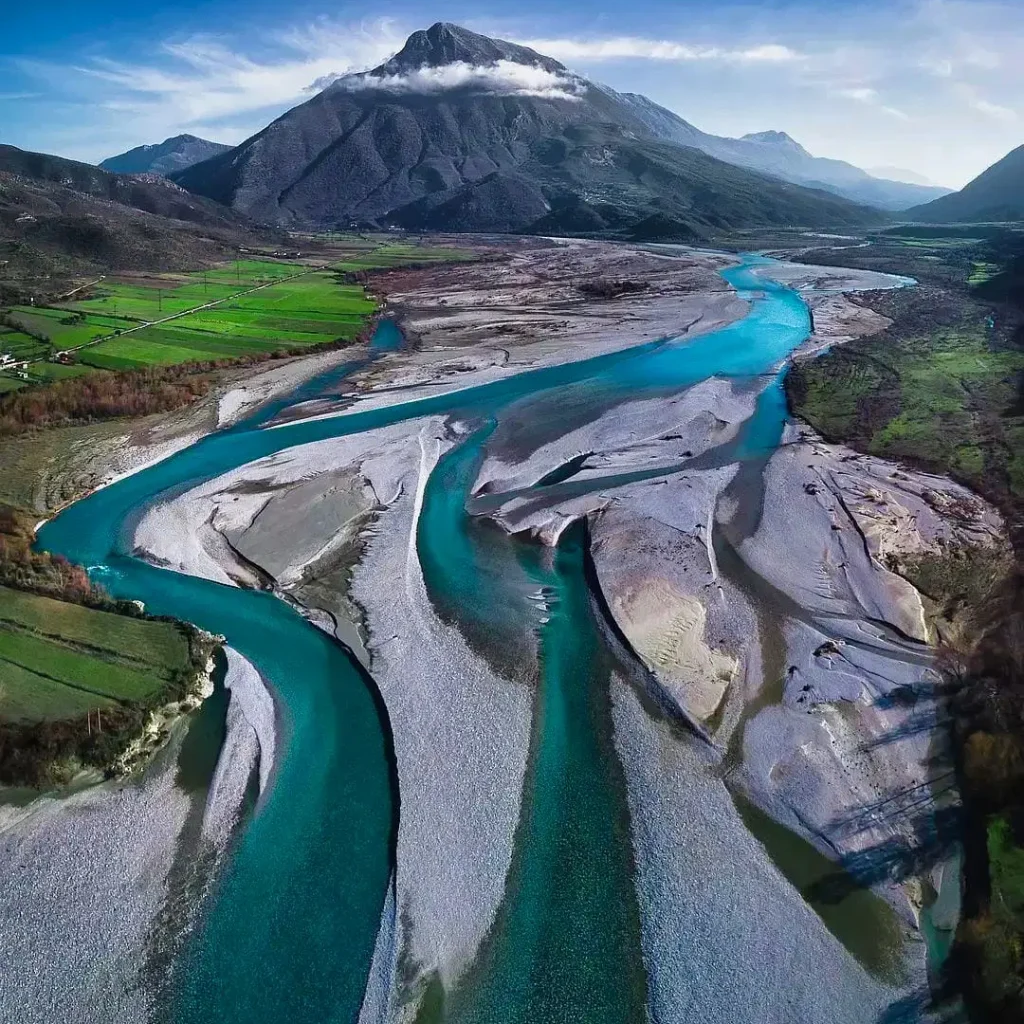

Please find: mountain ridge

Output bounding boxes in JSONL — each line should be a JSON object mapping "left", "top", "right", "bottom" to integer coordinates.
{"left": 0, "top": 144, "right": 260, "bottom": 278}
{"left": 908, "top": 144, "right": 1024, "bottom": 222}
{"left": 100, "top": 134, "right": 232, "bottom": 177}
{"left": 606, "top": 90, "right": 949, "bottom": 211}
{"left": 172, "top": 22, "right": 884, "bottom": 238}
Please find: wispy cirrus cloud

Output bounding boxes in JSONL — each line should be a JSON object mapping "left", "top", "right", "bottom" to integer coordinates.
{"left": 952, "top": 83, "right": 1017, "bottom": 122}
{"left": 9, "top": 19, "right": 405, "bottom": 160}
{"left": 972, "top": 98, "right": 1017, "bottom": 121}
{"left": 831, "top": 85, "right": 910, "bottom": 120}
{"left": 71, "top": 24, "right": 404, "bottom": 125}
{"left": 520, "top": 36, "right": 802, "bottom": 64}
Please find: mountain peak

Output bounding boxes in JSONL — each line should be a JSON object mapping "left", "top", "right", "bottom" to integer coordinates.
{"left": 740, "top": 130, "right": 810, "bottom": 155}
{"left": 99, "top": 134, "right": 230, "bottom": 177}
{"left": 378, "top": 22, "right": 566, "bottom": 75}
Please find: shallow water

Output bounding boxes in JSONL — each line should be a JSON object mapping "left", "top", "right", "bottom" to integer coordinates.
{"left": 36, "top": 253, "right": 914, "bottom": 1022}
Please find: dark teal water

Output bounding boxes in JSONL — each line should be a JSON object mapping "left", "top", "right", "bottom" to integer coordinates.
{"left": 418, "top": 427, "right": 646, "bottom": 1021}
{"left": 36, "top": 255, "right": 835, "bottom": 1022}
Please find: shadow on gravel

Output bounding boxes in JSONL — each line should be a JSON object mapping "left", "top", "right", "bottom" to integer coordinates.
{"left": 811, "top": 805, "right": 963, "bottom": 903}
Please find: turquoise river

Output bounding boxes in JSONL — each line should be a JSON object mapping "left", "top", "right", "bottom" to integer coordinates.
{"left": 37, "top": 254, "right": 907, "bottom": 1022}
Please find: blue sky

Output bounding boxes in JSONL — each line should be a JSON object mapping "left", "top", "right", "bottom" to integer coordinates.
{"left": 1, "top": 0, "right": 1021, "bottom": 186}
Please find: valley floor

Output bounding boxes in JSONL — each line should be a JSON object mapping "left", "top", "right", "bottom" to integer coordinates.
{"left": 0, "top": 238, "right": 1004, "bottom": 1022}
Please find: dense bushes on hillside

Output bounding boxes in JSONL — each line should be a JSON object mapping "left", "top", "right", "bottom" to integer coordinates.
{"left": 0, "top": 503, "right": 108, "bottom": 606}
{"left": 0, "top": 364, "right": 213, "bottom": 435}
{"left": 948, "top": 569, "right": 1024, "bottom": 1023}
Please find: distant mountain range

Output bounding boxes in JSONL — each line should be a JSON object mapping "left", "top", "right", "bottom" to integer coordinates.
{"left": 908, "top": 144, "right": 1024, "bottom": 222}
{"left": 172, "top": 22, "right": 888, "bottom": 239}
{"left": 100, "top": 135, "right": 231, "bottom": 176}
{"left": 605, "top": 90, "right": 949, "bottom": 211}
{"left": 866, "top": 166, "right": 938, "bottom": 187}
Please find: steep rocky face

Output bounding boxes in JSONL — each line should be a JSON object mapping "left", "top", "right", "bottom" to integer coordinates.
{"left": 99, "top": 135, "right": 231, "bottom": 176}
{"left": 909, "top": 143, "right": 1024, "bottom": 222}
{"left": 172, "top": 23, "right": 884, "bottom": 237}
{"left": 378, "top": 21, "right": 566, "bottom": 74}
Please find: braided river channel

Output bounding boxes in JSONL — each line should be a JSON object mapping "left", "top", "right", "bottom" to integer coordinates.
{"left": 36, "top": 254, "right": 917, "bottom": 1022}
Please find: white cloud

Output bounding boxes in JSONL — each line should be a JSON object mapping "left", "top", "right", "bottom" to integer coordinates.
{"left": 70, "top": 27, "right": 403, "bottom": 126}
{"left": 952, "top": 82, "right": 1018, "bottom": 122}
{"left": 830, "top": 86, "right": 909, "bottom": 119}
{"left": 972, "top": 97, "right": 1017, "bottom": 121}
{"left": 341, "top": 61, "right": 585, "bottom": 101}
{"left": 6, "top": 18, "right": 404, "bottom": 161}
{"left": 836, "top": 87, "right": 877, "bottom": 101}
{"left": 519, "top": 36, "right": 802, "bottom": 64}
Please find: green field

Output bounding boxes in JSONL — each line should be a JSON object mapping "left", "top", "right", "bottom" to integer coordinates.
{"left": 336, "top": 241, "right": 474, "bottom": 272}
{"left": 1, "top": 263, "right": 373, "bottom": 371}
{"left": 970, "top": 261, "right": 1002, "bottom": 285}
{"left": 790, "top": 319, "right": 1024, "bottom": 496}
{"left": 0, "top": 327, "right": 50, "bottom": 362}
{"left": 74, "top": 271, "right": 378, "bottom": 370}
{"left": 0, "top": 242, "right": 472, "bottom": 380}
{"left": 895, "top": 237, "right": 981, "bottom": 250}
{"left": 0, "top": 586, "right": 192, "bottom": 724}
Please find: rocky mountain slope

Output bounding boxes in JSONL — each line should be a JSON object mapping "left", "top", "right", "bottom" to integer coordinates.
{"left": 0, "top": 145, "right": 263, "bottom": 294}
{"left": 99, "top": 134, "right": 232, "bottom": 176}
{"left": 608, "top": 90, "right": 950, "bottom": 211}
{"left": 908, "top": 143, "right": 1024, "bottom": 222}
{"left": 173, "top": 22, "right": 884, "bottom": 238}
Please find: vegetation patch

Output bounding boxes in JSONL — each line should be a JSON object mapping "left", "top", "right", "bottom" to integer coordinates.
{"left": 1, "top": 242, "right": 473, "bottom": 392}
{"left": 0, "top": 584, "right": 206, "bottom": 786}
{"left": 789, "top": 295, "right": 1024, "bottom": 507}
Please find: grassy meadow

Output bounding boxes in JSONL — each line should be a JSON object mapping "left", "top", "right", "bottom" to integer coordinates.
{"left": 0, "top": 585, "right": 193, "bottom": 724}
{"left": 0, "top": 240, "right": 473, "bottom": 383}
{"left": 792, "top": 320, "right": 1024, "bottom": 491}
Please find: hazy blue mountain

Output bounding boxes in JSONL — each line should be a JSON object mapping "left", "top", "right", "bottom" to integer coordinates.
{"left": 908, "top": 144, "right": 1024, "bottom": 222}
{"left": 867, "top": 165, "right": 938, "bottom": 187}
{"left": 173, "top": 22, "right": 884, "bottom": 238}
{"left": 100, "top": 134, "right": 231, "bottom": 177}
{"left": 607, "top": 90, "right": 951, "bottom": 211}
